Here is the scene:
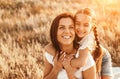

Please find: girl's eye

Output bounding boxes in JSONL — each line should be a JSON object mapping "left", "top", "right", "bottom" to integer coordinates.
{"left": 75, "top": 22, "right": 81, "bottom": 25}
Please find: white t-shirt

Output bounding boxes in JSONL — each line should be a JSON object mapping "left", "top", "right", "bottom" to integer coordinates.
{"left": 45, "top": 51, "right": 95, "bottom": 79}
{"left": 78, "top": 31, "right": 96, "bottom": 51}
{"left": 77, "top": 32, "right": 112, "bottom": 77}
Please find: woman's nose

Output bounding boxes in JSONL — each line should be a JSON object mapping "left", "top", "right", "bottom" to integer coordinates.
{"left": 64, "top": 28, "right": 70, "bottom": 33}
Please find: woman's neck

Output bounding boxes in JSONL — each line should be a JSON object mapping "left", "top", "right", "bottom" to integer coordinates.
{"left": 59, "top": 44, "right": 75, "bottom": 54}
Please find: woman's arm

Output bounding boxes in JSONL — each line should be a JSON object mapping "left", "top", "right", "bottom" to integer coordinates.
{"left": 71, "top": 48, "right": 89, "bottom": 68}
{"left": 65, "top": 69, "right": 77, "bottom": 79}
{"left": 43, "top": 53, "right": 65, "bottom": 79}
{"left": 43, "top": 57, "right": 59, "bottom": 79}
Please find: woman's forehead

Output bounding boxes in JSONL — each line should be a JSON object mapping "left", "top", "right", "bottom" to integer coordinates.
{"left": 59, "top": 17, "right": 74, "bottom": 25}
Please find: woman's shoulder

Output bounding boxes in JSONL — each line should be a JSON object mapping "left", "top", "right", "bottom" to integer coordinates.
{"left": 44, "top": 43, "right": 55, "bottom": 65}
{"left": 45, "top": 43, "right": 56, "bottom": 56}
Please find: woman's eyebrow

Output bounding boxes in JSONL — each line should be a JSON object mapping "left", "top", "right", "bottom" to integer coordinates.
{"left": 75, "top": 21, "right": 81, "bottom": 24}
{"left": 84, "top": 22, "right": 89, "bottom": 24}
{"left": 59, "top": 24, "right": 65, "bottom": 26}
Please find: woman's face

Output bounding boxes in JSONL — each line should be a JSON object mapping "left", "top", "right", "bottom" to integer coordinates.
{"left": 57, "top": 17, "right": 75, "bottom": 46}
{"left": 75, "top": 13, "right": 93, "bottom": 38}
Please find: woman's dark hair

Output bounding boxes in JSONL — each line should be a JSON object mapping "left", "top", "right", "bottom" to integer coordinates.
{"left": 74, "top": 8, "right": 103, "bottom": 73}
{"left": 50, "top": 13, "right": 78, "bottom": 54}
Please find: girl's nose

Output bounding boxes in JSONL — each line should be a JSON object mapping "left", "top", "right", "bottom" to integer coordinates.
{"left": 78, "top": 26, "right": 83, "bottom": 31}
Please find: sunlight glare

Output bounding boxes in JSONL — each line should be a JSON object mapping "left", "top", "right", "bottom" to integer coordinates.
{"left": 96, "top": 0, "right": 119, "bottom": 4}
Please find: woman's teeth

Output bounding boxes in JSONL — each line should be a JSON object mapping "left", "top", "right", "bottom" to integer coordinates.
{"left": 63, "top": 36, "right": 70, "bottom": 39}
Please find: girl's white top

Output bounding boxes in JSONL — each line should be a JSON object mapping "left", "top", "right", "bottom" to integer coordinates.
{"left": 78, "top": 31, "right": 96, "bottom": 51}
{"left": 77, "top": 31, "right": 113, "bottom": 77}
{"left": 45, "top": 51, "right": 95, "bottom": 79}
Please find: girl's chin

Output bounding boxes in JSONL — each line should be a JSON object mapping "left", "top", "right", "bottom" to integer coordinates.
{"left": 78, "top": 35, "right": 84, "bottom": 38}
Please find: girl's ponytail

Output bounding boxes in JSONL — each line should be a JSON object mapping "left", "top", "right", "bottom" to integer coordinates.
{"left": 93, "top": 26, "right": 103, "bottom": 73}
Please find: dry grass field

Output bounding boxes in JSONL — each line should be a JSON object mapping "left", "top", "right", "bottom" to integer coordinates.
{"left": 0, "top": 0, "right": 120, "bottom": 79}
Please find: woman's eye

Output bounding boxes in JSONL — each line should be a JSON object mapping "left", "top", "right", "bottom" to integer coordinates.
{"left": 58, "top": 26, "right": 64, "bottom": 29}
{"left": 69, "top": 26, "right": 74, "bottom": 29}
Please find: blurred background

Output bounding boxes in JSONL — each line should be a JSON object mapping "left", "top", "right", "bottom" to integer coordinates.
{"left": 0, "top": 0, "right": 120, "bottom": 79}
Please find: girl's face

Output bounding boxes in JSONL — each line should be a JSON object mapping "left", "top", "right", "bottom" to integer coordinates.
{"left": 75, "top": 13, "right": 93, "bottom": 38}
{"left": 57, "top": 17, "right": 75, "bottom": 46}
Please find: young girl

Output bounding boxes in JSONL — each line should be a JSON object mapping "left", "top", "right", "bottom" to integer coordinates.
{"left": 70, "top": 8, "right": 112, "bottom": 79}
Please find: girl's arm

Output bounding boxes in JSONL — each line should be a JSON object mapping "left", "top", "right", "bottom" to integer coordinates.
{"left": 71, "top": 48, "right": 90, "bottom": 68}
{"left": 101, "top": 76, "right": 111, "bottom": 79}
{"left": 82, "top": 65, "right": 96, "bottom": 79}
{"left": 45, "top": 43, "right": 89, "bottom": 69}
{"left": 82, "top": 53, "right": 96, "bottom": 79}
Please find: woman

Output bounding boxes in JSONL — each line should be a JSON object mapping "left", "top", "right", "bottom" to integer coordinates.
{"left": 43, "top": 13, "right": 96, "bottom": 79}
{"left": 45, "top": 8, "right": 112, "bottom": 79}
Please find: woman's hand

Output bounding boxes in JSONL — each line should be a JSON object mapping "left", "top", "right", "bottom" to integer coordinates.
{"left": 62, "top": 53, "right": 77, "bottom": 79}
{"left": 53, "top": 51, "right": 66, "bottom": 71}
{"left": 63, "top": 54, "right": 77, "bottom": 72}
